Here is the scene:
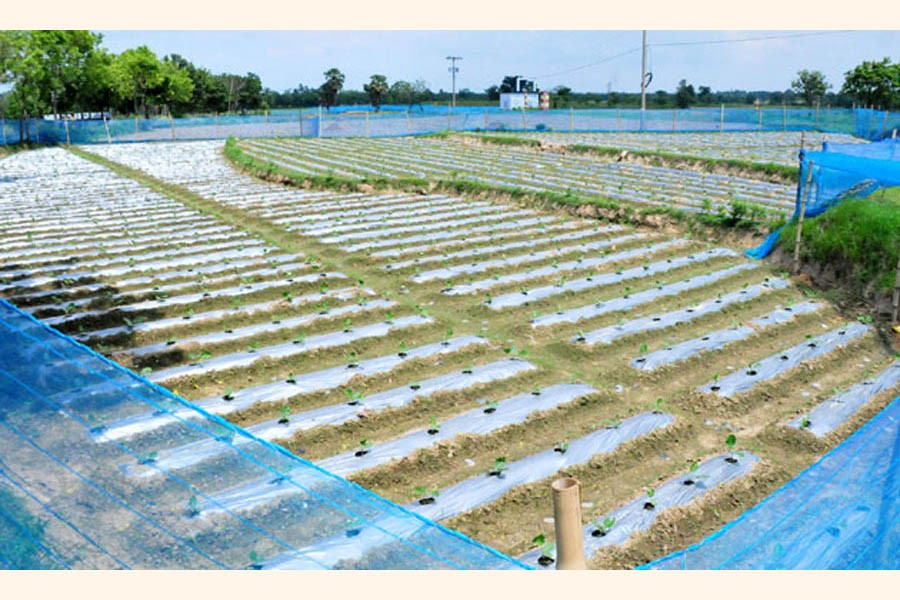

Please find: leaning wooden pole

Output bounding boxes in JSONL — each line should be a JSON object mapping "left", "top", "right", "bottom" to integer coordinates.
{"left": 793, "top": 161, "right": 815, "bottom": 276}
{"left": 892, "top": 252, "right": 900, "bottom": 324}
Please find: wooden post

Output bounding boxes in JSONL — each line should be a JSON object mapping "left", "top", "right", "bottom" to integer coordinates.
{"left": 881, "top": 111, "right": 890, "bottom": 139}
{"left": 892, "top": 253, "right": 900, "bottom": 324}
{"left": 720, "top": 103, "right": 725, "bottom": 132}
{"left": 298, "top": 110, "right": 303, "bottom": 137}
{"left": 168, "top": 110, "right": 176, "bottom": 140}
{"left": 758, "top": 105, "right": 763, "bottom": 129}
{"left": 616, "top": 108, "right": 621, "bottom": 132}
{"left": 447, "top": 103, "right": 452, "bottom": 131}
{"left": 672, "top": 109, "right": 677, "bottom": 131}
{"left": 793, "top": 161, "right": 815, "bottom": 276}
{"left": 406, "top": 109, "right": 412, "bottom": 134}
{"left": 521, "top": 108, "right": 527, "bottom": 132}
{"left": 63, "top": 117, "right": 70, "bottom": 146}
{"left": 134, "top": 114, "right": 139, "bottom": 136}
{"left": 570, "top": 107, "right": 574, "bottom": 132}
{"left": 365, "top": 111, "right": 370, "bottom": 138}
{"left": 317, "top": 105, "right": 322, "bottom": 138}
{"left": 782, "top": 102, "right": 787, "bottom": 131}
{"left": 815, "top": 101, "right": 820, "bottom": 129}
{"left": 550, "top": 478, "right": 586, "bottom": 570}
{"left": 800, "top": 131, "right": 805, "bottom": 151}
{"left": 1, "top": 117, "right": 6, "bottom": 146}
{"left": 101, "top": 115, "right": 111, "bottom": 144}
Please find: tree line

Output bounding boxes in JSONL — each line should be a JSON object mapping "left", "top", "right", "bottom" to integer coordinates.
{"left": 2, "top": 30, "right": 898, "bottom": 134}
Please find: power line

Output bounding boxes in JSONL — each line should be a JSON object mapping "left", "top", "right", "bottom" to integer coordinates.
{"left": 651, "top": 30, "right": 855, "bottom": 48}
{"left": 527, "top": 46, "right": 642, "bottom": 80}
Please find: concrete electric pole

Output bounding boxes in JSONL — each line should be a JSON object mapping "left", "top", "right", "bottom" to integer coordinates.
{"left": 640, "top": 30, "right": 647, "bottom": 130}
{"left": 447, "top": 56, "right": 462, "bottom": 109}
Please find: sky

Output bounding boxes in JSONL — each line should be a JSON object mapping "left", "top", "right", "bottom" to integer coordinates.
{"left": 97, "top": 30, "right": 898, "bottom": 95}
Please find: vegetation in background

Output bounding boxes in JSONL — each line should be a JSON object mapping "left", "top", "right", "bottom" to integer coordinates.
{"left": 792, "top": 70, "right": 831, "bottom": 107}
{"left": 841, "top": 58, "right": 900, "bottom": 110}
{"left": 781, "top": 187, "right": 900, "bottom": 292}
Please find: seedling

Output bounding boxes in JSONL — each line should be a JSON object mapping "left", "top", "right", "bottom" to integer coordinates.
{"left": 488, "top": 456, "right": 507, "bottom": 477}
{"left": 532, "top": 384, "right": 542, "bottom": 396}
{"left": 355, "top": 438, "right": 373, "bottom": 457}
{"left": 591, "top": 517, "right": 616, "bottom": 537}
{"left": 639, "top": 343, "right": 648, "bottom": 354}
{"left": 140, "top": 367, "right": 152, "bottom": 376}
{"left": 553, "top": 441, "right": 570, "bottom": 454}
{"left": 684, "top": 460, "right": 701, "bottom": 485}
{"left": 644, "top": 487, "right": 656, "bottom": 510}
{"left": 412, "top": 485, "right": 441, "bottom": 505}
{"left": 575, "top": 329, "right": 586, "bottom": 343}
{"left": 602, "top": 418, "right": 622, "bottom": 429}
{"left": 166, "top": 336, "right": 177, "bottom": 346}
{"left": 483, "top": 400, "right": 499, "bottom": 414}
{"left": 286, "top": 372, "right": 297, "bottom": 384}
{"left": 725, "top": 434, "right": 739, "bottom": 463}
{"left": 532, "top": 533, "right": 555, "bottom": 566}
{"left": 345, "top": 388, "right": 364, "bottom": 406}
{"left": 248, "top": 550, "right": 262, "bottom": 570}
{"left": 293, "top": 332, "right": 307, "bottom": 345}
{"left": 222, "top": 388, "right": 235, "bottom": 401}
{"left": 343, "top": 318, "right": 352, "bottom": 333}
{"left": 247, "top": 341, "right": 259, "bottom": 353}
{"left": 427, "top": 417, "right": 441, "bottom": 435}
{"left": 138, "top": 451, "right": 157, "bottom": 465}
{"left": 278, "top": 405, "right": 291, "bottom": 425}
{"left": 462, "top": 363, "right": 474, "bottom": 375}
{"left": 800, "top": 416, "right": 812, "bottom": 429}
{"left": 187, "top": 495, "right": 200, "bottom": 517}
{"left": 653, "top": 397, "right": 665, "bottom": 414}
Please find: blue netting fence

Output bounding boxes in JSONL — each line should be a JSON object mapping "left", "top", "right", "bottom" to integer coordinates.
{"left": 745, "top": 136, "right": 900, "bottom": 259}
{"left": 641, "top": 392, "right": 900, "bottom": 569}
{"left": 0, "top": 106, "right": 889, "bottom": 146}
{"left": 0, "top": 298, "right": 526, "bottom": 570}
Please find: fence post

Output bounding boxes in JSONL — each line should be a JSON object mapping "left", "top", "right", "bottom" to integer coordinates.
{"left": 800, "top": 131, "right": 805, "bottom": 151}
{"left": 793, "top": 161, "right": 815, "bottom": 276}
{"left": 720, "top": 103, "right": 725, "bottom": 132}
{"left": 447, "top": 103, "right": 452, "bottom": 131}
{"left": 63, "top": 117, "right": 71, "bottom": 146}
{"left": 616, "top": 108, "right": 621, "bottom": 132}
{"left": 317, "top": 105, "right": 322, "bottom": 138}
{"left": 406, "top": 109, "right": 412, "bottom": 134}
{"left": 782, "top": 102, "right": 787, "bottom": 131}
{"left": 103, "top": 115, "right": 112, "bottom": 144}
{"left": 881, "top": 111, "right": 890, "bottom": 139}
{"left": 365, "top": 111, "right": 370, "bottom": 138}
{"left": 483, "top": 108, "right": 488, "bottom": 131}
{"left": 672, "top": 109, "right": 677, "bottom": 131}
{"left": 134, "top": 114, "right": 139, "bottom": 137}
{"left": 1, "top": 118, "right": 6, "bottom": 146}
{"left": 758, "top": 105, "right": 762, "bottom": 130}
{"left": 521, "top": 108, "right": 527, "bottom": 132}
{"left": 815, "top": 101, "right": 820, "bottom": 129}
{"left": 298, "top": 110, "right": 303, "bottom": 137}
{"left": 570, "top": 107, "right": 574, "bottom": 132}
{"left": 893, "top": 253, "right": 900, "bottom": 324}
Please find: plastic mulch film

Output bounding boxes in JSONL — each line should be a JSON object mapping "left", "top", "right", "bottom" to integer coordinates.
{"left": 521, "top": 452, "right": 760, "bottom": 569}
{"left": 698, "top": 322, "right": 870, "bottom": 397}
{"left": 0, "top": 299, "right": 526, "bottom": 570}
{"left": 787, "top": 362, "right": 900, "bottom": 437}
{"left": 644, "top": 393, "right": 900, "bottom": 569}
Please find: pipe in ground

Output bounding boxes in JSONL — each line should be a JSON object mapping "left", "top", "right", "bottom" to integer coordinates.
{"left": 551, "top": 477, "right": 587, "bottom": 569}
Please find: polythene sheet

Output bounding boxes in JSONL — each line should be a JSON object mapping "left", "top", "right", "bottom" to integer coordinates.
{"left": 787, "top": 361, "right": 900, "bottom": 437}
{"left": 645, "top": 393, "right": 900, "bottom": 569}
{"left": 0, "top": 299, "right": 525, "bottom": 570}
{"left": 697, "top": 322, "right": 869, "bottom": 397}
{"left": 520, "top": 452, "right": 760, "bottom": 569}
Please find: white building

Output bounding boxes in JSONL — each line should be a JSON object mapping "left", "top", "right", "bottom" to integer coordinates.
{"left": 499, "top": 93, "right": 541, "bottom": 110}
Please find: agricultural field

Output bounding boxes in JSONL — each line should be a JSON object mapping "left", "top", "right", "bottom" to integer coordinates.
{"left": 504, "top": 131, "right": 867, "bottom": 167}
{"left": 2, "top": 137, "right": 899, "bottom": 569}
{"left": 231, "top": 136, "right": 797, "bottom": 218}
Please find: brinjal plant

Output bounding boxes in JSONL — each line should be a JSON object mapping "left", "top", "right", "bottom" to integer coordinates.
{"left": 591, "top": 516, "right": 616, "bottom": 538}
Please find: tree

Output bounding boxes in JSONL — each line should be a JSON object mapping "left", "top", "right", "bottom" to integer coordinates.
{"left": 841, "top": 58, "right": 900, "bottom": 110}
{"left": 485, "top": 85, "right": 500, "bottom": 102}
{"left": 364, "top": 74, "right": 389, "bottom": 112}
{"left": 654, "top": 89, "right": 668, "bottom": 107}
{"left": 111, "top": 46, "right": 163, "bottom": 118}
{"left": 675, "top": 79, "right": 696, "bottom": 109}
{"left": 319, "top": 68, "right": 345, "bottom": 110}
{"left": 552, "top": 85, "right": 571, "bottom": 108}
{"left": 791, "top": 70, "right": 830, "bottom": 106}
{"left": 697, "top": 85, "right": 713, "bottom": 105}
{"left": 151, "top": 58, "right": 194, "bottom": 116}
{"left": 238, "top": 72, "right": 263, "bottom": 111}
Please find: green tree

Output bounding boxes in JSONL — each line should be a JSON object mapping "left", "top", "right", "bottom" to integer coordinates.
{"left": 238, "top": 72, "right": 263, "bottom": 111}
{"left": 111, "top": 45, "right": 164, "bottom": 118}
{"left": 364, "top": 74, "right": 389, "bottom": 112}
{"left": 485, "top": 85, "right": 500, "bottom": 102}
{"left": 552, "top": 85, "right": 571, "bottom": 108}
{"left": 841, "top": 58, "right": 900, "bottom": 110}
{"left": 791, "top": 70, "right": 830, "bottom": 106}
{"left": 319, "top": 67, "right": 345, "bottom": 110}
{"left": 697, "top": 85, "right": 713, "bottom": 105}
{"left": 675, "top": 79, "right": 696, "bottom": 109}
{"left": 151, "top": 58, "right": 194, "bottom": 116}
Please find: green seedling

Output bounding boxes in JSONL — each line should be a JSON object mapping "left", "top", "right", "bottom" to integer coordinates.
{"left": 644, "top": 487, "right": 656, "bottom": 510}
{"left": 138, "top": 451, "right": 157, "bottom": 465}
{"left": 639, "top": 343, "right": 648, "bottom": 354}
{"left": 248, "top": 550, "right": 262, "bottom": 570}
{"left": 286, "top": 372, "right": 297, "bottom": 384}
{"left": 344, "top": 389, "right": 364, "bottom": 406}
{"left": 592, "top": 517, "right": 616, "bottom": 537}
{"left": 427, "top": 417, "right": 441, "bottom": 435}
{"left": 140, "top": 367, "right": 152, "bottom": 376}
{"left": 532, "top": 533, "right": 556, "bottom": 566}
{"left": 488, "top": 456, "right": 507, "bottom": 477}
{"left": 801, "top": 416, "right": 811, "bottom": 429}
{"left": 553, "top": 441, "right": 570, "bottom": 454}
{"left": 355, "top": 439, "right": 373, "bottom": 457}
{"left": 187, "top": 495, "right": 200, "bottom": 517}
{"left": 412, "top": 485, "right": 441, "bottom": 505}
{"left": 278, "top": 404, "right": 291, "bottom": 424}
{"left": 222, "top": 388, "right": 235, "bottom": 401}
{"left": 483, "top": 400, "right": 499, "bottom": 414}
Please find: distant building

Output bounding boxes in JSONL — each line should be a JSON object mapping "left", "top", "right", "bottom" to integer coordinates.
{"left": 499, "top": 92, "right": 541, "bottom": 110}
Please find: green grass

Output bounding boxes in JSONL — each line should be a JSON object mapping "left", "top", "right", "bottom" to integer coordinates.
{"left": 782, "top": 187, "right": 900, "bottom": 292}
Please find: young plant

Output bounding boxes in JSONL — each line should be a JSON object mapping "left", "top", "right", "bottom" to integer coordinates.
{"left": 426, "top": 417, "right": 441, "bottom": 435}
{"left": 553, "top": 441, "right": 570, "bottom": 454}
{"left": 412, "top": 485, "right": 441, "bottom": 505}
{"left": 483, "top": 400, "right": 499, "bottom": 414}
{"left": 591, "top": 516, "right": 616, "bottom": 538}
{"left": 724, "top": 434, "right": 739, "bottom": 463}
{"left": 532, "top": 533, "right": 555, "bottom": 566}
{"left": 355, "top": 438, "right": 373, "bottom": 457}
{"left": 643, "top": 487, "right": 656, "bottom": 510}
{"left": 248, "top": 550, "right": 262, "bottom": 570}
{"left": 187, "top": 495, "right": 200, "bottom": 517}
{"left": 488, "top": 456, "right": 507, "bottom": 477}
{"left": 278, "top": 404, "right": 291, "bottom": 425}
{"left": 286, "top": 372, "right": 297, "bottom": 384}
{"left": 222, "top": 388, "right": 235, "bottom": 401}
{"left": 345, "top": 388, "right": 364, "bottom": 406}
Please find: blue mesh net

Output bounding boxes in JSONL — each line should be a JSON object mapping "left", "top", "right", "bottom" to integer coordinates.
{"left": 0, "top": 298, "right": 526, "bottom": 570}
{"left": 641, "top": 393, "right": 900, "bottom": 569}
{"left": 745, "top": 136, "right": 900, "bottom": 260}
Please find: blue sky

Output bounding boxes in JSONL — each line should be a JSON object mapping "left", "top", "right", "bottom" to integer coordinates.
{"left": 97, "top": 30, "right": 899, "bottom": 94}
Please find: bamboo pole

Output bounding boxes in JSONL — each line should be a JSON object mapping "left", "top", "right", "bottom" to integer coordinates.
{"left": 800, "top": 131, "right": 805, "bottom": 151}
{"left": 103, "top": 115, "right": 111, "bottom": 144}
{"left": 1, "top": 117, "right": 6, "bottom": 146}
{"left": 168, "top": 109, "right": 176, "bottom": 140}
{"left": 63, "top": 117, "right": 70, "bottom": 146}
{"left": 298, "top": 110, "right": 303, "bottom": 137}
{"left": 551, "top": 477, "right": 586, "bottom": 570}
{"left": 365, "top": 111, "right": 370, "bottom": 138}
{"left": 881, "top": 111, "right": 890, "bottom": 139}
{"left": 484, "top": 108, "right": 489, "bottom": 131}
{"left": 406, "top": 109, "right": 412, "bottom": 134}
{"left": 317, "top": 105, "right": 322, "bottom": 138}
{"left": 672, "top": 109, "right": 677, "bottom": 131}
{"left": 793, "top": 161, "right": 815, "bottom": 276}
{"left": 815, "top": 101, "right": 820, "bottom": 129}
{"left": 570, "top": 107, "right": 574, "bottom": 132}
{"left": 782, "top": 102, "right": 787, "bottom": 131}
{"left": 720, "top": 103, "right": 725, "bottom": 132}
{"left": 758, "top": 104, "right": 763, "bottom": 129}
{"left": 892, "top": 253, "right": 900, "bottom": 324}
{"left": 616, "top": 108, "right": 621, "bottom": 132}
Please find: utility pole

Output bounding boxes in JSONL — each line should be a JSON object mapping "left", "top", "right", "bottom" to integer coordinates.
{"left": 640, "top": 30, "right": 648, "bottom": 131}
{"left": 447, "top": 56, "right": 462, "bottom": 110}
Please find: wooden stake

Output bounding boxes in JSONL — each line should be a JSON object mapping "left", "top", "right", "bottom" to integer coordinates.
{"left": 758, "top": 105, "right": 763, "bottom": 129}
{"left": 800, "top": 131, "right": 805, "bottom": 151}
{"left": 406, "top": 109, "right": 412, "bottom": 134}
{"left": 782, "top": 102, "right": 787, "bottom": 131}
{"left": 616, "top": 108, "right": 621, "bottom": 132}
{"left": 317, "top": 105, "right": 322, "bottom": 138}
{"left": 793, "top": 161, "right": 815, "bottom": 276}
{"left": 570, "top": 107, "right": 574, "bottom": 132}
{"left": 720, "top": 103, "right": 725, "bottom": 132}
{"left": 1, "top": 117, "right": 6, "bottom": 146}
{"left": 63, "top": 117, "right": 70, "bottom": 146}
{"left": 103, "top": 115, "right": 112, "bottom": 144}
{"left": 484, "top": 108, "right": 488, "bottom": 131}
{"left": 672, "top": 109, "right": 677, "bottom": 131}
{"left": 365, "top": 111, "right": 370, "bottom": 138}
{"left": 815, "top": 101, "right": 820, "bottom": 129}
{"left": 881, "top": 111, "right": 890, "bottom": 139}
{"left": 893, "top": 253, "right": 900, "bottom": 324}
{"left": 134, "top": 114, "right": 139, "bottom": 136}
{"left": 298, "top": 110, "right": 303, "bottom": 137}
{"left": 521, "top": 108, "right": 527, "bottom": 132}
{"left": 168, "top": 110, "right": 176, "bottom": 140}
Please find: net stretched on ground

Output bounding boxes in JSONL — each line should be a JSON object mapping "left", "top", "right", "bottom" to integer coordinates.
{"left": 0, "top": 298, "right": 527, "bottom": 570}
